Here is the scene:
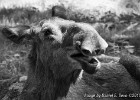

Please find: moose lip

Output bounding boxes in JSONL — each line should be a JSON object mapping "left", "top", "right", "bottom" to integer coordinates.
{"left": 70, "top": 53, "right": 100, "bottom": 74}
{"left": 70, "top": 53, "right": 98, "bottom": 65}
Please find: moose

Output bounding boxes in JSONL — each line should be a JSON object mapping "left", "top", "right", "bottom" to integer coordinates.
{"left": 2, "top": 17, "right": 140, "bottom": 100}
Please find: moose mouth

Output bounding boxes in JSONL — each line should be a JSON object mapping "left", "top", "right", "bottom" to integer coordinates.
{"left": 71, "top": 53, "right": 101, "bottom": 74}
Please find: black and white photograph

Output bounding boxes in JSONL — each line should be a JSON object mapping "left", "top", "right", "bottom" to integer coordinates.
{"left": 0, "top": 0, "right": 140, "bottom": 100}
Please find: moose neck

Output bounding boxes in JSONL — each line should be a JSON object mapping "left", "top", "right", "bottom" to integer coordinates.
{"left": 23, "top": 42, "right": 81, "bottom": 100}
{"left": 27, "top": 62, "right": 79, "bottom": 100}
{"left": 26, "top": 44, "right": 81, "bottom": 100}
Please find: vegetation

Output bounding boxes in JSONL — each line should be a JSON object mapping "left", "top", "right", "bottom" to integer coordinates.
{"left": 0, "top": 7, "right": 52, "bottom": 26}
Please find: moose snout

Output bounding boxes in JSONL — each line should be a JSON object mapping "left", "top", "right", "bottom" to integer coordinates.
{"left": 81, "top": 47, "right": 105, "bottom": 56}
{"left": 77, "top": 36, "right": 108, "bottom": 56}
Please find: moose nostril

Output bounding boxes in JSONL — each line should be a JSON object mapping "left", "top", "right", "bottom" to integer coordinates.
{"left": 95, "top": 49, "right": 100, "bottom": 55}
{"left": 81, "top": 49, "right": 92, "bottom": 56}
{"left": 95, "top": 49, "right": 105, "bottom": 55}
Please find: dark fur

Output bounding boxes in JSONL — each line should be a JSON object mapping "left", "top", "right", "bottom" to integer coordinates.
{"left": 63, "top": 62, "right": 140, "bottom": 100}
{"left": 20, "top": 31, "right": 82, "bottom": 100}
{"left": 2, "top": 18, "right": 106, "bottom": 100}
{"left": 2, "top": 25, "right": 31, "bottom": 44}
{"left": 2, "top": 18, "right": 140, "bottom": 100}
{"left": 119, "top": 54, "right": 140, "bottom": 82}
{"left": 52, "top": 6, "right": 67, "bottom": 19}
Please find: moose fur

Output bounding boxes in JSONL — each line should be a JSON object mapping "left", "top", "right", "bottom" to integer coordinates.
{"left": 2, "top": 17, "right": 140, "bottom": 100}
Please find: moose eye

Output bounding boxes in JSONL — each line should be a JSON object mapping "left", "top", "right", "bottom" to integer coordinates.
{"left": 61, "top": 26, "right": 67, "bottom": 33}
{"left": 43, "top": 28, "right": 53, "bottom": 37}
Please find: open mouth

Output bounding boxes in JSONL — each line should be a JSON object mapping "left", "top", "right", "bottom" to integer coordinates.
{"left": 70, "top": 53, "right": 101, "bottom": 74}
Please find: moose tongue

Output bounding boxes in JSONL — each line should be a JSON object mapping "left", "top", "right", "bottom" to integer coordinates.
{"left": 71, "top": 53, "right": 101, "bottom": 74}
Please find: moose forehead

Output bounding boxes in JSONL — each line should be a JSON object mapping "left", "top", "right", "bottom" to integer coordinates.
{"left": 34, "top": 17, "right": 100, "bottom": 44}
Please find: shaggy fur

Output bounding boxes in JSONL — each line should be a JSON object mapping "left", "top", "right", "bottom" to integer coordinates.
{"left": 63, "top": 62, "right": 140, "bottom": 100}
{"left": 52, "top": 6, "right": 67, "bottom": 19}
{"left": 119, "top": 54, "right": 140, "bottom": 82}
{"left": 3, "top": 18, "right": 140, "bottom": 100}
{"left": 2, "top": 17, "right": 108, "bottom": 100}
{"left": 2, "top": 25, "right": 31, "bottom": 44}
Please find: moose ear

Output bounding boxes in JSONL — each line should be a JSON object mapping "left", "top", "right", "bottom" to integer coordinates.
{"left": 2, "top": 25, "right": 31, "bottom": 44}
{"left": 52, "top": 6, "right": 67, "bottom": 19}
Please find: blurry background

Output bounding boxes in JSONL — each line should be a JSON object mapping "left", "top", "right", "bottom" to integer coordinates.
{"left": 0, "top": 0, "right": 140, "bottom": 25}
{"left": 1, "top": 0, "right": 140, "bottom": 14}
{"left": 0, "top": 0, "right": 140, "bottom": 14}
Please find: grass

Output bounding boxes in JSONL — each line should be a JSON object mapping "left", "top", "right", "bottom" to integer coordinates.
{"left": 0, "top": 7, "right": 52, "bottom": 26}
